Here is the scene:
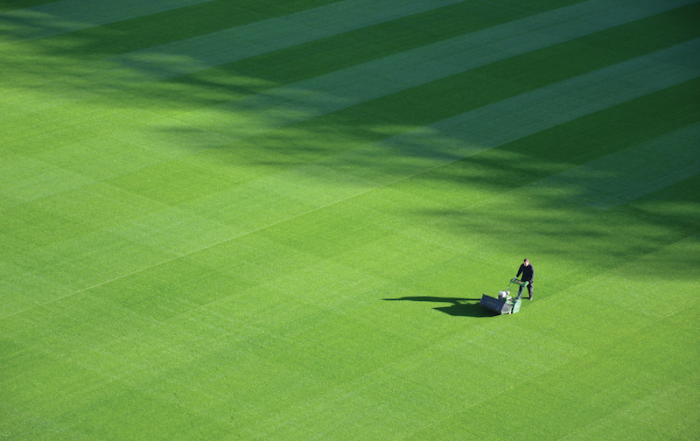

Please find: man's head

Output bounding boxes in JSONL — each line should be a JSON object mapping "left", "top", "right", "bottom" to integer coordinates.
{"left": 523, "top": 259, "right": 530, "bottom": 266}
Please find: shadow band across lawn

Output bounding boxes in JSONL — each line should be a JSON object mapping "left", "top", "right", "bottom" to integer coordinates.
{"left": 384, "top": 296, "right": 498, "bottom": 318}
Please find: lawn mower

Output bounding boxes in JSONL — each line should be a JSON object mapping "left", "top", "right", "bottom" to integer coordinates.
{"left": 479, "top": 278, "right": 528, "bottom": 315}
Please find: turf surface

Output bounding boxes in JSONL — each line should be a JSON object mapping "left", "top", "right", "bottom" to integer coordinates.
{"left": 1, "top": 0, "right": 699, "bottom": 439}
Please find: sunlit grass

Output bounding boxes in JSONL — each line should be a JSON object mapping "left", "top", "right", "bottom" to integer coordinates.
{"left": 1, "top": 0, "right": 699, "bottom": 439}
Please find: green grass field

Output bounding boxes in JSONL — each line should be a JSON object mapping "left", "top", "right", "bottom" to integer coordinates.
{"left": 2, "top": 0, "right": 699, "bottom": 439}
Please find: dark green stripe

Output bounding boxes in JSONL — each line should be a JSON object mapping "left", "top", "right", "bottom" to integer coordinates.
{"left": 5, "top": 2, "right": 695, "bottom": 156}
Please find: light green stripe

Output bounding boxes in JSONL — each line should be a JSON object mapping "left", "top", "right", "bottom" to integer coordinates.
{"left": 0, "top": 0, "right": 216, "bottom": 40}
{"left": 3, "top": 0, "right": 691, "bottom": 136}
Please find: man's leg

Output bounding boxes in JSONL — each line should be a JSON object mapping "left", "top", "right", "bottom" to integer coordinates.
{"left": 528, "top": 282, "right": 533, "bottom": 300}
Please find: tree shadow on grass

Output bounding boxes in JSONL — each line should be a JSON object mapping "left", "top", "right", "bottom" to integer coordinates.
{"left": 384, "top": 296, "right": 498, "bottom": 318}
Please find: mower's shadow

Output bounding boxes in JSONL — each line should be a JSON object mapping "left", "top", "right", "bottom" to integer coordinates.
{"left": 384, "top": 296, "right": 498, "bottom": 318}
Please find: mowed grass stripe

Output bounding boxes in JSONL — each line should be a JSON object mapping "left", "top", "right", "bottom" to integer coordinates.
{"left": 111, "top": 0, "right": 697, "bottom": 82}
{"left": 4, "top": 0, "right": 692, "bottom": 163}
{"left": 292, "top": 2, "right": 700, "bottom": 157}
{"left": 111, "top": 0, "right": 585, "bottom": 116}
{"left": 0, "top": 0, "right": 578, "bottom": 123}
{"left": 0, "top": 0, "right": 217, "bottom": 39}
{"left": 0, "top": 0, "right": 466, "bottom": 99}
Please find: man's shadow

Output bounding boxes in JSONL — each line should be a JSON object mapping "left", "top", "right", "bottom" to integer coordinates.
{"left": 384, "top": 296, "right": 497, "bottom": 318}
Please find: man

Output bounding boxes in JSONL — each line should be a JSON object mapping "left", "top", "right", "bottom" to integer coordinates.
{"left": 516, "top": 258, "right": 534, "bottom": 301}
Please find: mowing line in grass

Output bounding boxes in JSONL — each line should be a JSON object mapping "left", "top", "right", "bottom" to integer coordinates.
{"left": 403, "top": 76, "right": 700, "bottom": 212}
{"left": 83, "top": 0, "right": 700, "bottom": 116}
{"left": 1, "top": 0, "right": 585, "bottom": 122}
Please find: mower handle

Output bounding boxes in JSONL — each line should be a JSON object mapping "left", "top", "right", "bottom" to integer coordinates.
{"left": 510, "top": 278, "right": 528, "bottom": 286}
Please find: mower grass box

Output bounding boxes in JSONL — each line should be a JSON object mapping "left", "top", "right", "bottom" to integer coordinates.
{"left": 480, "top": 278, "right": 526, "bottom": 314}
{"left": 480, "top": 294, "right": 521, "bottom": 314}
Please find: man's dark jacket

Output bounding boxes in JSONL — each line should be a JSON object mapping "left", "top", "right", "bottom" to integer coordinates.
{"left": 517, "top": 264, "right": 534, "bottom": 282}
